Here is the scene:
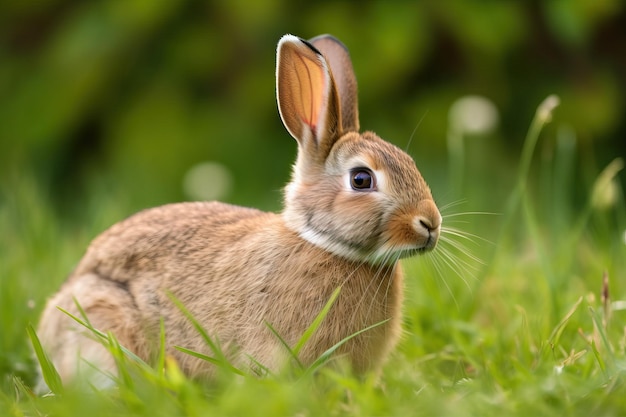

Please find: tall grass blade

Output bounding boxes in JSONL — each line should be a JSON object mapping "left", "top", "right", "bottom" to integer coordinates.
{"left": 589, "top": 306, "right": 615, "bottom": 369}
{"left": 167, "top": 292, "right": 245, "bottom": 376}
{"left": 304, "top": 319, "right": 389, "bottom": 377}
{"left": 569, "top": 157, "right": 625, "bottom": 246}
{"left": 57, "top": 306, "right": 147, "bottom": 366}
{"left": 27, "top": 323, "right": 63, "bottom": 395}
{"left": 264, "top": 320, "right": 304, "bottom": 370}
{"left": 173, "top": 346, "right": 242, "bottom": 373}
{"left": 11, "top": 375, "right": 35, "bottom": 403}
{"left": 157, "top": 318, "right": 166, "bottom": 379}
{"left": 293, "top": 287, "right": 342, "bottom": 357}
{"left": 108, "top": 331, "right": 134, "bottom": 389}
{"left": 264, "top": 287, "right": 341, "bottom": 372}
{"left": 493, "top": 95, "right": 560, "bottom": 259}
{"left": 245, "top": 354, "right": 273, "bottom": 377}
{"left": 546, "top": 296, "right": 583, "bottom": 351}
{"left": 589, "top": 339, "right": 607, "bottom": 377}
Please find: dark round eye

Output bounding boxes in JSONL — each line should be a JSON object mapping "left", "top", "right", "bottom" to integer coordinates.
{"left": 350, "top": 169, "right": 375, "bottom": 190}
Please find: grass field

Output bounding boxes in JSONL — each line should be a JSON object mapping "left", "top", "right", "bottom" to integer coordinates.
{"left": 1, "top": 97, "right": 625, "bottom": 416}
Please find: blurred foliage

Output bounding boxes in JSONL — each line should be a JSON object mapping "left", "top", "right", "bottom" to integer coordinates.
{"left": 1, "top": 2, "right": 626, "bottom": 413}
{"left": 0, "top": 0, "right": 624, "bottom": 215}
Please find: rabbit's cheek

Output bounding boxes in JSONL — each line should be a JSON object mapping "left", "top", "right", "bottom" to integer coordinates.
{"left": 333, "top": 193, "right": 385, "bottom": 237}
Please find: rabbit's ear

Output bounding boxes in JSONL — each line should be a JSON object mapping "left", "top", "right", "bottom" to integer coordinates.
{"left": 276, "top": 35, "right": 341, "bottom": 162}
{"left": 309, "top": 35, "right": 359, "bottom": 133}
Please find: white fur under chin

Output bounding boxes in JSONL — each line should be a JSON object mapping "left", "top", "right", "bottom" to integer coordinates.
{"left": 296, "top": 225, "right": 418, "bottom": 265}
{"left": 297, "top": 227, "right": 366, "bottom": 262}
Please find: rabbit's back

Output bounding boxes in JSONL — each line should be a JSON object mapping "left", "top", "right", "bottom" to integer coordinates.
{"left": 73, "top": 201, "right": 269, "bottom": 283}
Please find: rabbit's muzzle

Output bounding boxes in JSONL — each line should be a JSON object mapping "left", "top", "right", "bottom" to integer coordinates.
{"left": 413, "top": 198, "right": 441, "bottom": 252}
{"left": 381, "top": 198, "right": 441, "bottom": 259}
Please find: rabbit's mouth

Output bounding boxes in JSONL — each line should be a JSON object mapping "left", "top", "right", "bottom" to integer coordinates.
{"left": 392, "top": 232, "right": 440, "bottom": 258}
{"left": 398, "top": 245, "right": 436, "bottom": 259}
{"left": 365, "top": 241, "right": 437, "bottom": 264}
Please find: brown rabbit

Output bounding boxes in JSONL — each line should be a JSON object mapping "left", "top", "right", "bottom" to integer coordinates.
{"left": 36, "top": 34, "right": 441, "bottom": 389}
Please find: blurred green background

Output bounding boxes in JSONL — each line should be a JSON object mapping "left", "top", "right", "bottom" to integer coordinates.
{"left": 1, "top": 0, "right": 624, "bottom": 218}
{"left": 2, "top": 2, "right": 626, "bottom": 411}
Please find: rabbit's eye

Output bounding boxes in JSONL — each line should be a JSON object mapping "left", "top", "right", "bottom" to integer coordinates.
{"left": 350, "top": 169, "right": 375, "bottom": 191}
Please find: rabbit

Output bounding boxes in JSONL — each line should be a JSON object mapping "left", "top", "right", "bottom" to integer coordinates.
{"left": 35, "top": 34, "right": 442, "bottom": 389}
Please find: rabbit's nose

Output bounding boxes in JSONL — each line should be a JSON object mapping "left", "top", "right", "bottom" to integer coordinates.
{"left": 413, "top": 199, "right": 441, "bottom": 250}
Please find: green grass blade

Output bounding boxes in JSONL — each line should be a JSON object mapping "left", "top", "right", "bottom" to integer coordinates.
{"left": 56, "top": 306, "right": 148, "bottom": 366}
{"left": 568, "top": 157, "right": 625, "bottom": 249}
{"left": 546, "top": 296, "right": 583, "bottom": 351}
{"left": 589, "top": 339, "right": 607, "bottom": 377}
{"left": 173, "top": 345, "right": 246, "bottom": 377}
{"left": 492, "top": 95, "right": 560, "bottom": 263}
{"left": 263, "top": 287, "right": 343, "bottom": 372}
{"left": 157, "top": 318, "right": 166, "bottom": 379}
{"left": 72, "top": 296, "right": 93, "bottom": 327}
{"left": 292, "top": 287, "right": 342, "bottom": 357}
{"left": 166, "top": 292, "right": 219, "bottom": 354}
{"left": 245, "top": 354, "right": 273, "bottom": 377}
{"left": 264, "top": 320, "right": 304, "bottom": 370}
{"left": 173, "top": 346, "right": 227, "bottom": 369}
{"left": 57, "top": 306, "right": 105, "bottom": 339}
{"left": 108, "top": 331, "right": 134, "bottom": 389}
{"left": 167, "top": 292, "right": 245, "bottom": 376}
{"left": 588, "top": 306, "right": 615, "bottom": 373}
{"left": 27, "top": 323, "right": 63, "bottom": 395}
{"left": 304, "top": 319, "right": 389, "bottom": 377}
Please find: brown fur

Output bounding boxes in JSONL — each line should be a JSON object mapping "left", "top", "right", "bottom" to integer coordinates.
{"left": 36, "top": 34, "right": 441, "bottom": 388}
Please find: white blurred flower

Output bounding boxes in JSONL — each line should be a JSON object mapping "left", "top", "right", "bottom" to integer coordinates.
{"left": 448, "top": 95, "right": 499, "bottom": 135}
{"left": 183, "top": 161, "right": 233, "bottom": 202}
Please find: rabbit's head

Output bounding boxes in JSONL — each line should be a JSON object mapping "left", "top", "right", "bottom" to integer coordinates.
{"left": 277, "top": 35, "right": 440, "bottom": 264}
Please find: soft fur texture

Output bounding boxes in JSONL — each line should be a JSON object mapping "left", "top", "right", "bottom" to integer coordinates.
{"left": 36, "top": 34, "right": 441, "bottom": 388}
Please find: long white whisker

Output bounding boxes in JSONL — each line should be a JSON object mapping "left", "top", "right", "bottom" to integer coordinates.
{"left": 426, "top": 252, "right": 461, "bottom": 309}
{"left": 404, "top": 110, "right": 429, "bottom": 153}
{"left": 438, "top": 236, "right": 485, "bottom": 269}
{"left": 441, "top": 226, "right": 492, "bottom": 246}
{"left": 434, "top": 247, "right": 475, "bottom": 292}
{"left": 364, "top": 254, "right": 392, "bottom": 326}
{"left": 437, "top": 199, "right": 468, "bottom": 213}
{"left": 442, "top": 211, "right": 500, "bottom": 218}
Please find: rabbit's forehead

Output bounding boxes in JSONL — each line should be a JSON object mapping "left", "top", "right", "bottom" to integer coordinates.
{"left": 329, "top": 134, "right": 426, "bottom": 190}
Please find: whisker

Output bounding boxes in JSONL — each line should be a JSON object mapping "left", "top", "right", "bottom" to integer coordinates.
{"left": 344, "top": 250, "right": 393, "bottom": 333}
{"left": 365, "top": 253, "right": 392, "bottom": 325}
{"left": 438, "top": 235, "right": 485, "bottom": 269}
{"left": 426, "top": 252, "right": 461, "bottom": 309}
{"left": 433, "top": 247, "right": 476, "bottom": 291}
{"left": 404, "top": 110, "right": 429, "bottom": 153}
{"left": 441, "top": 219, "right": 471, "bottom": 225}
{"left": 442, "top": 211, "right": 500, "bottom": 218}
{"left": 437, "top": 199, "right": 469, "bottom": 213}
{"left": 441, "top": 226, "right": 492, "bottom": 246}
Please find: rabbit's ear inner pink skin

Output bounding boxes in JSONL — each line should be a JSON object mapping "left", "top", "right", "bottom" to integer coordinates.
{"left": 276, "top": 35, "right": 341, "bottom": 169}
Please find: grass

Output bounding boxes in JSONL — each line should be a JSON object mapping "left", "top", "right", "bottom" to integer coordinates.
{"left": 1, "top": 96, "right": 625, "bottom": 416}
